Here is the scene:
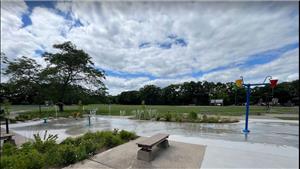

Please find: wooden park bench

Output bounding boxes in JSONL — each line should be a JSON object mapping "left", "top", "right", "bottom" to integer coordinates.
{"left": 136, "top": 133, "right": 169, "bottom": 162}
{"left": 0, "top": 133, "right": 16, "bottom": 145}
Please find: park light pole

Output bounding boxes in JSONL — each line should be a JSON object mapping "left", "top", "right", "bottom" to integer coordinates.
{"left": 235, "top": 76, "right": 278, "bottom": 134}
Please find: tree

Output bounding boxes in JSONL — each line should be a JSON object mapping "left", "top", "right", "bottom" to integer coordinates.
{"left": 42, "top": 41, "right": 105, "bottom": 111}
{"left": 139, "top": 85, "right": 162, "bottom": 105}
{"left": 118, "top": 91, "right": 141, "bottom": 105}
{"left": 3, "top": 56, "right": 43, "bottom": 104}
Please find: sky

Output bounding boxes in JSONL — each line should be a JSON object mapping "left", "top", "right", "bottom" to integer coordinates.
{"left": 1, "top": 1, "right": 299, "bottom": 95}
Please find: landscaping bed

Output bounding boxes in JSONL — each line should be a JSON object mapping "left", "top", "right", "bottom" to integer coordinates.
{"left": 0, "top": 130, "right": 137, "bottom": 169}
{"left": 132, "top": 111, "right": 239, "bottom": 123}
{"left": 14, "top": 110, "right": 86, "bottom": 122}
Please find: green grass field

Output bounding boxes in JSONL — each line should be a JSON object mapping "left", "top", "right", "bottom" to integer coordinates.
{"left": 9, "top": 104, "right": 299, "bottom": 116}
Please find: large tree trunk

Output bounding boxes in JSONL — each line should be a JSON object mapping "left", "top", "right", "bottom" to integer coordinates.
{"left": 58, "top": 83, "right": 67, "bottom": 112}
{"left": 57, "top": 102, "right": 64, "bottom": 112}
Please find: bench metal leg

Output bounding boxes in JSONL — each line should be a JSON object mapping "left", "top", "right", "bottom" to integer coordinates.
{"left": 158, "top": 140, "right": 169, "bottom": 148}
{"left": 137, "top": 148, "right": 153, "bottom": 162}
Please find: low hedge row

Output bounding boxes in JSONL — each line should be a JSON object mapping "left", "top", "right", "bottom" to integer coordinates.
{"left": 135, "top": 111, "right": 239, "bottom": 123}
{"left": 15, "top": 110, "right": 84, "bottom": 121}
{"left": 0, "top": 130, "right": 137, "bottom": 169}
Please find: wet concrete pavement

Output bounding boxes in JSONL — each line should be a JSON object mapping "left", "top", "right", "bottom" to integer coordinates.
{"left": 7, "top": 115, "right": 299, "bottom": 147}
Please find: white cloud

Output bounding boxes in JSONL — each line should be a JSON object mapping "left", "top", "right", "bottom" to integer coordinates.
{"left": 1, "top": 1, "right": 299, "bottom": 95}
{"left": 200, "top": 48, "right": 299, "bottom": 84}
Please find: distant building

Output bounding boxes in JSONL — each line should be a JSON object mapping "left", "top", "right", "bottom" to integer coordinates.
{"left": 210, "top": 99, "right": 223, "bottom": 106}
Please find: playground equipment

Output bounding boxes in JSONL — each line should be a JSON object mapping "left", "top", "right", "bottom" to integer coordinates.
{"left": 88, "top": 109, "right": 97, "bottom": 126}
{"left": 235, "top": 76, "right": 278, "bottom": 134}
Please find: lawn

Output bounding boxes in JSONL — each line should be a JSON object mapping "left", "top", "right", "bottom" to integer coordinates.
{"left": 9, "top": 104, "right": 299, "bottom": 117}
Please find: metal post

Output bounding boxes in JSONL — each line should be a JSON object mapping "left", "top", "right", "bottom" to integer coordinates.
{"left": 243, "top": 84, "right": 250, "bottom": 134}
{"left": 88, "top": 115, "right": 91, "bottom": 126}
{"left": 5, "top": 118, "right": 9, "bottom": 134}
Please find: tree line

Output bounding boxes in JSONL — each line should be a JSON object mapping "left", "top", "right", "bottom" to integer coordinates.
{"left": 1, "top": 41, "right": 298, "bottom": 109}
{"left": 110, "top": 80, "right": 299, "bottom": 106}
{"left": 1, "top": 42, "right": 106, "bottom": 111}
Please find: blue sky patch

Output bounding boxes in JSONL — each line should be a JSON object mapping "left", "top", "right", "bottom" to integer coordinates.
{"left": 21, "top": 14, "right": 32, "bottom": 28}
{"left": 175, "top": 38, "right": 187, "bottom": 47}
{"left": 244, "top": 42, "right": 298, "bottom": 66}
{"left": 159, "top": 42, "right": 172, "bottom": 49}
{"left": 34, "top": 49, "right": 45, "bottom": 56}
{"left": 25, "top": 1, "right": 56, "bottom": 12}
{"left": 139, "top": 42, "right": 151, "bottom": 49}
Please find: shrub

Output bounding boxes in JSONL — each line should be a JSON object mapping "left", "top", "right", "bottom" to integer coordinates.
{"left": 165, "top": 111, "right": 172, "bottom": 121}
{"left": 0, "top": 130, "right": 137, "bottom": 169}
{"left": 188, "top": 112, "right": 198, "bottom": 120}
{"left": 119, "top": 130, "right": 137, "bottom": 141}
{"left": 0, "top": 155, "right": 15, "bottom": 169}
{"left": 14, "top": 149, "right": 45, "bottom": 169}
{"left": 61, "top": 137, "right": 76, "bottom": 145}
{"left": 155, "top": 112, "right": 162, "bottom": 121}
{"left": 2, "top": 143, "right": 17, "bottom": 156}
{"left": 81, "top": 139, "right": 97, "bottom": 155}
{"left": 32, "top": 131, "right": 58, "bottom": 153}
{"left": 202, "top": 114, "right": 208, "bottom": 121}
{"left": 58, "top": 144, "right": 78, "bottom": 165}
{"left": 104, "top": 135, "right": 123, "bottom": 148}
{"left": 175, "top": 113, "right": 183, "bottom": 122}
{"left": 44, "top": 145, "right": 63, "bottom": 167}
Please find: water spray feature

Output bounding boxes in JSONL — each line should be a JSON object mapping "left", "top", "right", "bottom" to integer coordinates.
{"left": 88, "top": 109, "right": 97, "bottom": 126}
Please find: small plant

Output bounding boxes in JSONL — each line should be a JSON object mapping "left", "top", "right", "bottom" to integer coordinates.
{"left": 188, "top": 112, "right": 198, "bottom": 120}
{"left": 155, "top": 112, "right": 161, "bottom": 121}
{"left": 104, "top": 134, "right": 123, "bottom": 148}
{"left": 58, "top": 144, "right": 78, "bottom": 165}
{"left": 33, "top": 130, "right": 58, "bottom": 153}
{"left": 78, "top": 100, "right": 84, "bottom": 113}
{"left": 202, "top": 114, "right": 208, "bottom": 121}
{"left": 119, "top": 130, "right": 137, "bottom": 141}
{"left": 175, "top": 113, "right": 183, "bottom": 122}
{"left": 165, "top": 111, "right": 172, "bottom": 121}
{"left": 2, "top": 143, "right": 17, "bottom": 156}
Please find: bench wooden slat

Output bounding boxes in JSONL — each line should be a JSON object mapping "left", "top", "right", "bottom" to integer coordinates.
{"left": 137, "top": 133, "right": 169, "bottom": 148}
{"left": 0, "top": 133, "right": 14, "bottom": 140}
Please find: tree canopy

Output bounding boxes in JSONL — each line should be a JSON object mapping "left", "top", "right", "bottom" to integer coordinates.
{"left": 111, "top": 80, "right": 299, "bottom": 106}
{"left": 1, "top": 43, "right": 298, "bottom": 107}
{"left": 1, "top": 42, "right": 106, "bottom": 110}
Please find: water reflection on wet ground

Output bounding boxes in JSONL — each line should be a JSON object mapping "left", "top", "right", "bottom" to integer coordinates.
{"left": 9, "top": 116, "right": 299, "bottom": 147}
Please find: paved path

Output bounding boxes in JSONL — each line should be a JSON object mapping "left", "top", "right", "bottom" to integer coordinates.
{"left": 170, "top": 135, "right": 299, "bottom": 168}
{"left": 64, "top": 137, "right": 206, "bottom": 169}
{"left": 1, "top": 128, "right": 32, "bottom": 147}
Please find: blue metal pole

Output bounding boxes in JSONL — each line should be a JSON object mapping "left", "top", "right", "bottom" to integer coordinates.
{"left": 243, "top": 84, "right": 250, "bottom": 134}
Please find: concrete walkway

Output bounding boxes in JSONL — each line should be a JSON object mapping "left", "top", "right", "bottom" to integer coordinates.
{"left": 64, "top": 137, "right": 206, "bottom": 169}
{"left": 170, "top": 135, "right": 299, "bottom": 168}
{"left": 1, "top": 128, "right": 32, "bottom": 147}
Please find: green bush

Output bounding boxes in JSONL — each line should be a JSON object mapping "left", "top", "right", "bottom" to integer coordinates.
{"left": 58, "top": 144, "right": 78, "bottom": 165}
{"left": 76, "top": 144, "right": 88, "bottom": 161}
{"left": 0, "top": 130, "right": 137, "bottom": 169}
{"left": 119, "top": 130, "right": 137, "bottom": 141}
{"left": 202, "top": 114, "right": 208, "bottom": 121}
{"left": 2, "top": 143, "right": 17, "bottom": 156}
{"left": 174, "top": 113, "right": 183, "bottom": 122}
{"left": 13, "top": 149, "right": 45, "bottom": 169}
{"left": 165, "top": 111, "right": 172, "bottom": 121}
{"left": 188, "top": 112, "right": 198, "bottom": 120}
{"left": 81, "top": 139, "right": 97, "bottom": 155}
{"left": 0, "top": 155, "right": 15, "bottom": 169}
{"left": 43, "top": 145, "right": 63, "bottom": 167}
{"left": 104, "top": 135, "right": 123, "bottom": 148}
